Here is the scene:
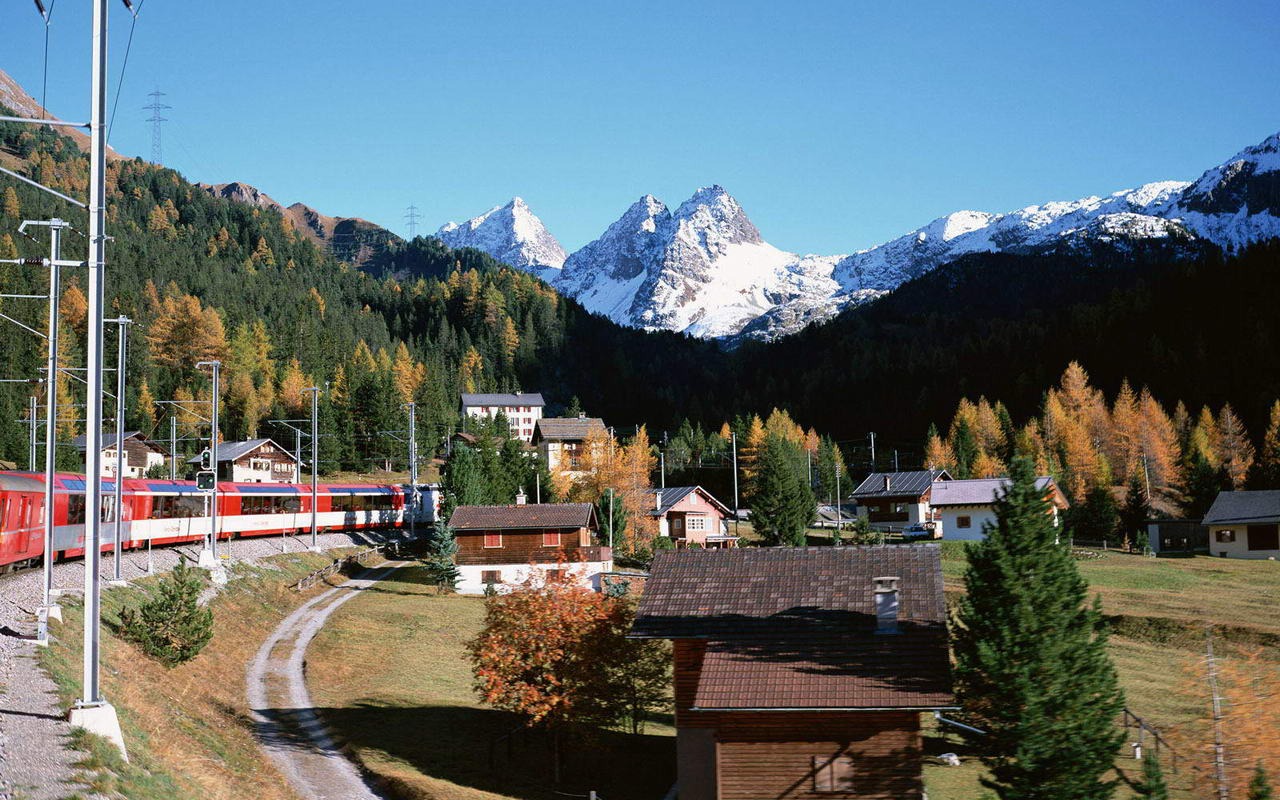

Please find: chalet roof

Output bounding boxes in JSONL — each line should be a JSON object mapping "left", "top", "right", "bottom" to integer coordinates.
{"left": 851, "top": 470, "right": 951, "bottom": 500}
{"left": 449, "top": 502, "right": 597, "bottom": 531}
{"left": 71, "top": 431, "right": 163, "bottom": 453}
{"left": 185, "top": 438, "right": 297, "bottom": 465}
{"left": 532, "top": 417, "right": 606, "bottom": 442}
{"left": 460, "top": 393, "right": 545, "bottom": 408}
{"left": 632, "top": 546, "right": 953, "bottom": 710}
{"left": 1203, "top": 490, "right": 1280, "bottom": 526}
{"left": 929, "top": 476, "right": 1066, "bottom": 508}
{"left": 650, "top": 486, "right": 732, "bottom": 517}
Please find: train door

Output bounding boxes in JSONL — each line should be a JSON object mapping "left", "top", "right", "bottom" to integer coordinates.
{"left": 18, "top": 495, "right": 34, "bottom": 555}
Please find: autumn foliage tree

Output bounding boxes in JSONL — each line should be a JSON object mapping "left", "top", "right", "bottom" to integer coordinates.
{"left": 468, "top": 578, "right": 669, "bottom": 779}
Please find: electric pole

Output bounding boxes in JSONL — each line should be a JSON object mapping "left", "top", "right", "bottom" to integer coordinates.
{"left": 110, "top": 316, "right": 131, "bottom": 583}
{"left": 731, "top": 432, "right": 739, "bottom": 535}
{"left": 196, "top": 360, "right": 221, "bottom": 567}
{"left": 40, "top": 218, "right": 67, "bottom": 639}
{"left": 405, "top": 401, "right": 417, "bottom": 538}
{"left": 404, "top": 204, "right": 420, "bottom": 239}
{"left": 143, "top": 89, "right": 170, "bottom": 165}
{"left": 304, "top": 387, "right": 320, "bottom": 550}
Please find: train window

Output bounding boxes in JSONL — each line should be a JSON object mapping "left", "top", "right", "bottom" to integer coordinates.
{"left": 67, "top": 495, "right": 86, "bottom": 525}
{"left": 101, "top": 497, "right": 115, "bottom": 523}
{"left": 176, "top": 496, "right": 205, "bottom": 518}
{"left": 282, "top": 497, "right": 301, "bottom": 513}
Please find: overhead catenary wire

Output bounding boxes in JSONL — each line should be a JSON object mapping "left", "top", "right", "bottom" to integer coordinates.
{"left": 105, "top": 0, "right": 144, "bottom": 145}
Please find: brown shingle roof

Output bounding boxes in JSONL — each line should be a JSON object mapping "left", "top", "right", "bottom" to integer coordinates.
{"left": 632, "top": 546, "right": 953, "bottom": 710}
{"left": 449, "top": 503, "right": 597, "bottom": 531}
{"left": 533, "top": 417, "right": 606, "bottom": 442}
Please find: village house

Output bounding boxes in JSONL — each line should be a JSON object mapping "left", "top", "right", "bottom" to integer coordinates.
{"left": 631, "top": 546, "right": 954, "bottom": 800}
{"left": 929, "top": 476, "right": 1068, "bottom": 539}
{"left": 186, "top": 438, "right": 299, "bottom": 483}
{"left": 448, "top": 496, "right": 611, "bottom": 594}
{"left": 460, "top": 392, "right": 545, "bottom": 443}
{"left": 532, "top": 416, "right": 606, "bottom": 476}
{"left": 1202, "top": 490, "right": 1280, "bottom": 559}
{"left": 71, "top": 431, "right": 168, "bottom": 479}
{"left": 851, "top": 469, "right": 951, "bottom": 529}
{"left": 650, "top": 485, "right": 737, "bottom": 548}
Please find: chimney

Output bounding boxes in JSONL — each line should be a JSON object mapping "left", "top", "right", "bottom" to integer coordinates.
{"left": 516, "top": 488, "right": 527, "bottom": 505}
{"left": 655, "top": 489, "right": 664, "bottom": 512}
{"left": 883, "top": 475, "right": 892, "bottom": 492}
{"left": 873, "top": 576, "right": 900, "bottom": 634}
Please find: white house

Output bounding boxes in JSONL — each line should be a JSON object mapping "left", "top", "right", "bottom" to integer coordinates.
{"left": 460, "top": 392, "right": 545, "bottom": 443}
{"left": 929, "top": 476, "right": 1069, "bottom": 540}
{"left": 71, "top": 431, "right": 168, "bottom": 479}
{"left": 1202, "top": 490, "right": 1280, "bottom": 559}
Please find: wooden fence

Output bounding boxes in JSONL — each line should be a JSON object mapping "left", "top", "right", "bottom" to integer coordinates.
{"left": 291, "top": 544, "right": 396, "bottom": 591}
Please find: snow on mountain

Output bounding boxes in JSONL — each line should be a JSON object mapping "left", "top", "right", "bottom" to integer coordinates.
{"left": 439, "top": 129, "right": 1280, "bottom": 342}
{"left": 435, "top": 198, "right": 567, "bottom": 281}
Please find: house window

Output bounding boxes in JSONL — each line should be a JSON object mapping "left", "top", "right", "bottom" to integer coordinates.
{"left": 1247, "top": 524, "right": 1279, "bottom": 551}
{"left": 250, "top": 458, "right": 271, "bottom": 472}
{"left": 957, "top": 516, "right": 972, "bottom": 529}
{"left": 1215, "top": 529, "right": 1236, "bottom": 543}
{"left": 481, "top": 570, "right": 501, "bottom": 585}
{"left": 687, "top": 516, "right": 707, "bottom": 531}
{"left": 812, "top": 754, "right": 856, "bottom": 792}
{"left": 542, "top": 531, "right": 560, "bottom": 547}
{"left": 483, "top": 532, "right": 502, "bottom": 548}
{"left": 894, "top": 502, "right": 907, "bottom": 513}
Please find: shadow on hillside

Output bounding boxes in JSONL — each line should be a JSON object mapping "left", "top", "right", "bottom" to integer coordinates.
{"left": 257, "top": 703, "right": 675, "bottom": 800}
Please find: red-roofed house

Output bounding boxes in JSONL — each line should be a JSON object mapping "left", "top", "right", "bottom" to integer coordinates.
{"left": 449, "top": 498, "right": 610, "bottom": 594}
{"left": 631, "top": 546, "right": 954, "bottom": 800}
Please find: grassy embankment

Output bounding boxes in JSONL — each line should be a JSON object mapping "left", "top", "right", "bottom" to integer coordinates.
{"left": 308, "top": 546, "right": 1280, "bottom": 800}
{"left": 307, "top": 566, "right": 676, "bottom": 800}
{"left": 39, "top": 546, "right": 376, "bottom": 800}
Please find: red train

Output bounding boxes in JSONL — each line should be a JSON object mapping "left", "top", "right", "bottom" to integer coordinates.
{"left": 0, "top": 471, "right": 438, "bottom": 571}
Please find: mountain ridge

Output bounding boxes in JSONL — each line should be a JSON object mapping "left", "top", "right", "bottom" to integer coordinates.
{"left": 436, "top": 129, "right": 1280, "bottom": 342}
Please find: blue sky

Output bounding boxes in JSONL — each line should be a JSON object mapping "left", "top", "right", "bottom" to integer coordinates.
{"left": 3, "top": 1, "right": 1279, "bottom": 254}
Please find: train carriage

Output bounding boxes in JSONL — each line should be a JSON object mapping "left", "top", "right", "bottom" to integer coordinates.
{"left": 0, "top": 471, "right": 435, "bottom": 570}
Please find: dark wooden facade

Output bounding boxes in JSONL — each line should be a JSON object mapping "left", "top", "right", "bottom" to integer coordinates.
{"left": 673, "top": 640, "right": 924, "bottom": 799}
{"left": 454, "top": 527, "right": 602, "bottom": 565}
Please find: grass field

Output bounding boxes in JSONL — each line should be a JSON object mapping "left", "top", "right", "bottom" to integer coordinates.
{"left": 309, "top": 548, "right": 1280, "bottom": 800}
{"left": 307, "top": 566, "right": 676, "bottom": 800}
{"left": 40, "top": 547, "right": 374, "bottom": 800}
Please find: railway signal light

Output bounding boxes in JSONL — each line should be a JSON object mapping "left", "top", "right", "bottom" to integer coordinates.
{"left": 198, "top": 448, "right": 212, "bottom": 470}
{"left": 196, "top": 471, "right": 215, "bottom": 491}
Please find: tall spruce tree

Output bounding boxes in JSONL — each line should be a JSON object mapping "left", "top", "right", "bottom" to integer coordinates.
{"left": 441, "top": 445, "right": 489, "bottom": 519}
{"left": 1133, "top": 752, "right": 1168, "bottom": 799}
{"left": 1119, "top": 473, "right": 1151, "bottom": 546}
{"left": 1250, "top": 764, "right": 1275, "bottom": 800}
{"left": 953, "top": 457, "right": 1125, "bottom": 800}
{"left": 750, "top": 434, "right": 815, "bottom": 546}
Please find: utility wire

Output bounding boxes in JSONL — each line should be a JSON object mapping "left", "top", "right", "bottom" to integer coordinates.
{"left": 106, "top": 0, "right": 145, "bottom": 145}
{"left": 39, "top": 1, "right": 57, "bottom": 114}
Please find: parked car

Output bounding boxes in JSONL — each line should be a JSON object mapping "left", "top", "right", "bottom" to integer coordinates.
{"left": 903, "top": 523, "right": 934, "bottom": 540}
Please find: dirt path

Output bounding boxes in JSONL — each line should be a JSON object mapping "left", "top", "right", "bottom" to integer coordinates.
{"left": 247, "top": 562, "right": 408, "bottom": 800}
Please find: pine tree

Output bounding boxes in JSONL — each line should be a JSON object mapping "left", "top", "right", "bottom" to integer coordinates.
{"left": 1068, "top": 484, "right": 1120, "bottom": 545}
{"left": 422, "top": 519, "right": 460, "bottom": 593}
{"left": 952, "top": 417, "right": 980, "bottom": 479}
{"left": 1249, "top": 764, "right": 1274, "bottom": 800}
{"left": 953, "top": 457, "right": 1125, "bottom": 800}
{"left": 1119, "top": 473, "right": 1150, "bottom": 547}
{"left": 1255, "top": 400, "right": 1280, "bottom": 489}
{"left": 1134, "top": 752, "right": 1168, "bottom": 799}
{"left": 596, "top": 490, "right": 629, "bottom": 550}
{"left": 119, "top": 557, "right": 215, "bottom": 667}
{"left": 442, "top": 445, "right": 489, "bottom": 519}
{"left": 751, "top": 434, "right": 815, "bottom": 546}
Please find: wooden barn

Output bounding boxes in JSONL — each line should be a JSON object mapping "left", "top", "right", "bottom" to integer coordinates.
{"left": 448, "top": 497, "right": 612, "bottom": 594}
{"left": 631, "top": 546, "right": 954, "bottom": 799}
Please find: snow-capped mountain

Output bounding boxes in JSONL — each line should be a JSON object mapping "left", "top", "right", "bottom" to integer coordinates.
{"left": 435, "top": 198, "right": 567, "bottom": 282}
{"left": 436, "top": 130, "right": 1280, "bottom": 342}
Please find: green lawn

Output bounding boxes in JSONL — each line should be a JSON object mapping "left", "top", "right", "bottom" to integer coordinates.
{"left": 307, "top": 567, "right": 676, "bottom": 800}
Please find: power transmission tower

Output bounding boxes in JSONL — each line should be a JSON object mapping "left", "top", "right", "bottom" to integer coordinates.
{"left": 143, "top": 88, "right": 170, "bottom": 164}
{"left": 404, "top": 204, "right": 420, "bottom": 239}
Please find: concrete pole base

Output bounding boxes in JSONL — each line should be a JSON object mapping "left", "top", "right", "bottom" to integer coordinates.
{"left": 208, "top": 565, "right": 229, "bottom": 586}
{"left": 308, "top": 545, "right": 324, "bottom": 553}
{"left": 68, "top": 701, "right": 128, "bottom": 762}
{"left": 45, "top": 604, "right": 63, "bottom": 623}
{"left": 108, "top": 580, "right": 129, "bottom": 588}
{"left": 197, "top": 548, "right": 218, "bottom": 569}
{"left": 48, "top": 588, "right": 64, "bottom": 598}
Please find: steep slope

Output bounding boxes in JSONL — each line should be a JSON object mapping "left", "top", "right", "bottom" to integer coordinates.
{"left": 435, "top": 197, "right": 566, "bottom": 281}
{"left": 0, "top": 67, "right": 122, "bottom": 161}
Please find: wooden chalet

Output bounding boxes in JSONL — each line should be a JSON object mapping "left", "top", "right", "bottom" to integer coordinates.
{"left": 631, "top": 546, "right": 954, "bottom": 800}
{"left": 532, "top": 416, "right": 606, "bottom": 475}
{"left": 448, "top": 499, "right": 612, "bottom": 594}
{"left": 71, "top": 431, "right": 168, "bottom": 479}
{"left": 851, "top": 470, "right": 951, "bottom": 529}
{"left": 186, "top": 438, "right": 299, "bottom": 483}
